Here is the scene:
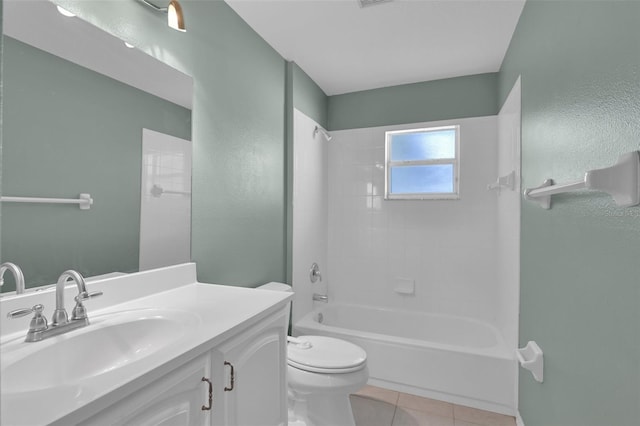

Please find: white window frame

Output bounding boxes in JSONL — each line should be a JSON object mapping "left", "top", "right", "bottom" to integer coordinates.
{"left": 384, "top": 125, "right": 460, "bottom": 200}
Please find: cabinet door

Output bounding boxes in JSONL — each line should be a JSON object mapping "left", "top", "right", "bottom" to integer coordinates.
{"left": 82, "top": 353, "right": 214, "bottom": 426}
{"left": 213, "top": 308, "right": 288, "bottom": 426}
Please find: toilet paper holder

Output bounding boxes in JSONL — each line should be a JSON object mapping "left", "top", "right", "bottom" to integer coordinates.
{"left": 517, "top": 341, "right": 544, "bottom": 383}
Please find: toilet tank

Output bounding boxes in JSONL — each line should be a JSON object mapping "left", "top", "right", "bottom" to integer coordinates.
{"left": 257, "top": 282, "right": 293, "bottom": 331}
{"left": 257, "top": 282, "right": 293, "bottom": 293}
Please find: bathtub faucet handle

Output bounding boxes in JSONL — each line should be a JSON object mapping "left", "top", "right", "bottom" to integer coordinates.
{"left": 309, "top": 262, "right": 322, "bottom": 283}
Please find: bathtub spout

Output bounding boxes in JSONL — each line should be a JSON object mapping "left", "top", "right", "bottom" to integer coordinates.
{"left": 312, "top": 293, "right": 328, "bottom": 303}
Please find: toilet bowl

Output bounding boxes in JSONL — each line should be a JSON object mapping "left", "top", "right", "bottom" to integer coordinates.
{"left": 257, "top": 282, "right": 369, "bottom": 426}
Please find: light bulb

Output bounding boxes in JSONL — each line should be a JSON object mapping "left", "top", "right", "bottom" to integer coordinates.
{"left": 167, "top": 0, "right": 186, "bottom": 32}
{"left": 56, "top": 5, "right": 76, "bottom": 17}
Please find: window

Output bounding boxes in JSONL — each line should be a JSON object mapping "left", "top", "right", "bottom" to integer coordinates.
{"left": 385, "top": 125, "right": 459, "bottom": 200}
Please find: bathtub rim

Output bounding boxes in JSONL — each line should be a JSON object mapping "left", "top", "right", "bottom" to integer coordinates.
{"left": 294, "top": 302, "right": 514, "bottom": 361}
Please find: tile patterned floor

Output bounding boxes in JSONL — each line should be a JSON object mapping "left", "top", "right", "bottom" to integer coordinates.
{"left": 350, "top": 385, "right": 516, "bottom": 426}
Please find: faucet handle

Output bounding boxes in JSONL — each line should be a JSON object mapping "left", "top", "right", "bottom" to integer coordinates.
{"left": 76, "top": 291, "right": 103, "bottom": 302}
{"left": 7, "top": 304, "right": 48, "bottom": 332}
{"left": 72, "top": 291, "right": 103, "bottom": 320}
{"left": 8, "top": 304, "right": 44, "bottom": 318}
{"left": 309, "top": 262, "right": 322, "bottom": 283}
{"left": 7, "top": 306, "right": 36, "bottom": 319}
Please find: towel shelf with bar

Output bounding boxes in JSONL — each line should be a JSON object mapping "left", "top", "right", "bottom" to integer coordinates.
{"left": 524, "top": 151, "right": 639, "bottom": 209}
{"left": 0, "top": 193, "right": 93, "bottom": 210}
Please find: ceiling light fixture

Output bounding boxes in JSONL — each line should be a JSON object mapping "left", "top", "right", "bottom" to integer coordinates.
{"left": 136, "top": 0, "right": 186, "bottom": 32}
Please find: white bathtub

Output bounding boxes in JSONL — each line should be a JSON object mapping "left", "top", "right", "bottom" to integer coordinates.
{"left": 294, "top": 303, "right": 517, "bottom": 415}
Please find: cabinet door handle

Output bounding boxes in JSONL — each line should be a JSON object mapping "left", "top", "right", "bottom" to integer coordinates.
{"left": 224, "top": 361, "right": 235, "bottom": 392}
{"left": 201, "top": 377, "right": 213, "bottom": 411}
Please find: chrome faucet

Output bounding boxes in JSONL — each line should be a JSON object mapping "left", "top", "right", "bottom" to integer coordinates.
{"left": 7, "top": 270, "right": 103, "bottom": 342}
{"left": 52, "top": 270, "right": 100, "bottom": 325}
{"left": 0, "top": 262, "right": 26, "bottom": 294}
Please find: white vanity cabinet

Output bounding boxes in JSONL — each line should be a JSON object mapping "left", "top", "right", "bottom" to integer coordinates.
{"left": 80, "top": 307, "right": 288, "bottom": 426}
{"left": 82, "top": 353, "right": 214, "bottom": 426}
{"left": 211, "top": 308, "right": 288, "bottom": 426}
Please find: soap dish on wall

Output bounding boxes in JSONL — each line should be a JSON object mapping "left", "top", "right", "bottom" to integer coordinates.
{"left": 487, "top": 170, "right": 516, "bottom": 192}
{"left": 393, "top": 278, "right": 415, "bottom": 295}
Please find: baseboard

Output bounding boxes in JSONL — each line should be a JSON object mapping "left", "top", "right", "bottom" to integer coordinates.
{"left": 516, "top": 411, "right": 526, "bottom": 426}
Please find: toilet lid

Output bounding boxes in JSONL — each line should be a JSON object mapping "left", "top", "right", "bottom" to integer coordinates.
{"left": 287, "top": 336, "right": 367, "bottom": 373}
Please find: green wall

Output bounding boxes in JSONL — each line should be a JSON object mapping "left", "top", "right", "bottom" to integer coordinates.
{"left": 327, "top": 72, "right": 499, "bottom": 130}
{"left": 292, "top": 62, "right": 328, "bottom": 128}
{"left": 499, "top": 1, "right": 640, "bottom": 425}
{"left": 1, "top": 36, "right": 191, "bottom": 291}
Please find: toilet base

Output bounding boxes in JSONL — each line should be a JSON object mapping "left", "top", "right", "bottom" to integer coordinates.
{"left": 289, "top": 392, "right": 357, "bottom": 426}
{"left": 287, "top": 365, "right": 368, "bottom": 426}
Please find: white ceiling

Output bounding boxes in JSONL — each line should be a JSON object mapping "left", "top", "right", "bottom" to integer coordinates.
{"left": 225, "top": 0, "right": 526, "bottom": 95}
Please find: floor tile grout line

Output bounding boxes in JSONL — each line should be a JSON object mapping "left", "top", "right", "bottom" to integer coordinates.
{"left": 389, "top": 402, "right": 398, "bottom": 426}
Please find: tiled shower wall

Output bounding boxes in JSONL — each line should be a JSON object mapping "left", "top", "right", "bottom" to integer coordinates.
{"left": 291, "top": 109, "right": 329, "bottom": 324}
{"left": 327, "top": 116, "right": 503, "bottom": 326}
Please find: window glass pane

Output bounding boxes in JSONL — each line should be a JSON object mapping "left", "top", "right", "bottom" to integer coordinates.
{"left": 390, "top": 164, "right": 454, "bottom": 194}
{"left": 390, "top": 129, "right": 456, "bottom": 161}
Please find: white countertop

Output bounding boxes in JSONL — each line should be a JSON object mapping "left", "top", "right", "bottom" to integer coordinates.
{"left": 0, "top": 263, "right": 292, "bottom": 425}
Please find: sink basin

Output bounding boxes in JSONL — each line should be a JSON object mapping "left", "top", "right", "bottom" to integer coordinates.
{"left": 1, "top": 309, "right": 199, "bottom": 394}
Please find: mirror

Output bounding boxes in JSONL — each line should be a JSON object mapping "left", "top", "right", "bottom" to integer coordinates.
{"left": 0, "top": 0, "right": 193, "bottom": 293}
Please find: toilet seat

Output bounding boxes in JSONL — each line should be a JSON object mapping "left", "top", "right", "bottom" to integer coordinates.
{"left": 288, "top": 335, "right": 367, "bottom": 374}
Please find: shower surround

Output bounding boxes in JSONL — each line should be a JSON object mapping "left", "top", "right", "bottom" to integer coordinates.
{"left": 292, "top": 107, "right": 520, "bottom": 413}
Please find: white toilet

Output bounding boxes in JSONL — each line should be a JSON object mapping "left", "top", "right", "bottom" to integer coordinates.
{"left": 258, "top": 282, "right": 369, "bottom": 426}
